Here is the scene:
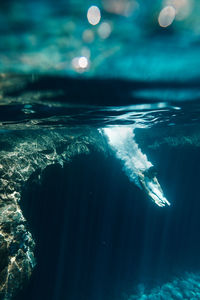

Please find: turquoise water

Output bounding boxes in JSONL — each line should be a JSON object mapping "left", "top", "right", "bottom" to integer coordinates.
{"left": 1, "top": 1, "right": 200, "bottom": 299}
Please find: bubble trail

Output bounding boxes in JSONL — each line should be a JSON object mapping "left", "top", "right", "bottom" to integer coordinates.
{"left": 102, "top": 126, "right": 170, "bottom": 207}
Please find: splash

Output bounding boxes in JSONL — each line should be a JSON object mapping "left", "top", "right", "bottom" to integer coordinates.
{"left": 102, "top": 126, "right": 170, "bottom": 207}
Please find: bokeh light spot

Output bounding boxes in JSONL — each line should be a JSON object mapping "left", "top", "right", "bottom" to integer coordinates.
{"left": 98, "top": 22, "right": 112, "bottom": 39}
{"left": 87, "top": 6, "right": 101, "bottom": 26}
{"left": 78, "top": 57, "right": 88, "bottom": 69}
{"left": 158, "top": 6, "right": 176, "bottom": 27}
{"left": 82, "top": 29, "right": 95, "bottom": 43}
{"left": 72, "top": 56, "right": 89, "bottom": 73}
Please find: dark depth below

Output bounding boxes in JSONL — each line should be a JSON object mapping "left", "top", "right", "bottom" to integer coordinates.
{"left": 15, "top": 146, "right": 200, "bottom": 300}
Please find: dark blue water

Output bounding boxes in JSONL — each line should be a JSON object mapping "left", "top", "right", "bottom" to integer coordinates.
{"left": 1, "top": 0, "right": 200, "bottom": 297}
{"left": 1, "top": 98, "right": 196, "bottom": 300}
{"left": 0, "top": 72, "right": 200, "bottom": 299}
{"left": 15, "top": 140, "right": 200, "bottom": 300}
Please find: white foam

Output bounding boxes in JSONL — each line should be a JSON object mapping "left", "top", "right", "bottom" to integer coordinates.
{"left": 102, "top": 126, "right": 170, "bottom": 207}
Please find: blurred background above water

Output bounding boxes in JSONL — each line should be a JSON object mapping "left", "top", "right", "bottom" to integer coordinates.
{"left": 0, "top": 0, "right": 200, "bottom": 82}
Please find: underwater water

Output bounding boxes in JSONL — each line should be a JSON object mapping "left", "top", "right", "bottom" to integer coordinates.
{"left": 1, "top": 1, "right": 200, "bottom": 299}
{"left": 0, "top": 74, "right": 200, "bottom": 300}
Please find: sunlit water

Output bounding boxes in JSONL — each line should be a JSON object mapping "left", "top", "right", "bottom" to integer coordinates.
{"left": 1, "top": 0, "right": 200, "bottom": 298}
{"left": 1, "top": 100, "right": 200, "bottom": 300}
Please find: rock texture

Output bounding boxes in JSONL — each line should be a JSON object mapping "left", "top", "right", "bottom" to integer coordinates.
{"left": 0, "top": 127, "right": 107, "bottom": 299}
{"left": 135, "top": 125, "right": 200, "bottom": 150}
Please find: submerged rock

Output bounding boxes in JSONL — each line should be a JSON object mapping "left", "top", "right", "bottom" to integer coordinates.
{"left": 0, "top": 128, "right": 107, "bottom": 299}
{"left": 128, "top": 273, "right": 200, "bottom": 300}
